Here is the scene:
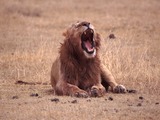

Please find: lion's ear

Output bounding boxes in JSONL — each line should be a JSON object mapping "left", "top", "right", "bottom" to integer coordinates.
{"left": 62, "top": 30, "right": 67, "bottom": 37}
{"left": 62, "top": 29, "right": 70, "bottom": 38}
{"left": 62, "top": 26, "right": 73, "bottom": 38}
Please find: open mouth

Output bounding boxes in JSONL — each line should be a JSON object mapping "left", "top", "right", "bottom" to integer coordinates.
{"left": 81, "top": 28, "right": 95, "bottom": 55}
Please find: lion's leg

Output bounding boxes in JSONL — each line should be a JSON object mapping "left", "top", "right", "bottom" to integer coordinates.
{"left": 101, "top": 66, "right": 118, "bottom": 89}
{"left": 101, "top": 64, "right": 126, "bottom": 93}
{"left": 55, "top": 81, "right": 88, "bottom": 98}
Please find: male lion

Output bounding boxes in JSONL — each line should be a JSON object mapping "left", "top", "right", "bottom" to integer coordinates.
{"left": 51, "top": 21, "right": 126, "bottom": 97}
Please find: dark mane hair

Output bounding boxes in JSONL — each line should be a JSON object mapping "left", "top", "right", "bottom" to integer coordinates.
{"left": 59, "top": 34, "right": 101, "bottom": 90}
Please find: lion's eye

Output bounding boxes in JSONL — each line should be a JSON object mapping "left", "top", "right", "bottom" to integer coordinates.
{"left": 83, "top": 23, "right": 90, "bottom": 27}
{"left": 83, "top": 23, "right": 87, "bottom": 26}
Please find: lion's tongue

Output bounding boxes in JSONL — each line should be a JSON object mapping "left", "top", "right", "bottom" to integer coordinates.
{"left": 84, "top": 41, "right": 94, "bottom": 52}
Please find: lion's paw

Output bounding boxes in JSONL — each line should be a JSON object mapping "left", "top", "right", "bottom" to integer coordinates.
{"left": 74, "top": 91, "right": 88, "bottom": 98}
{"left": 113, "top": 84, "right": 126, "bottom": 93}
{"left": 90, "top": 86, "right": 106, "bottom": 97}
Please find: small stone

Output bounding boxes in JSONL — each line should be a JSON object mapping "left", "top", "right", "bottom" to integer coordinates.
{"left": 139, "top": 96, "right": 144, "bottom": 100}
{"left": 108, "top": 97, "right": 113, "bottom": 101}
{"left": 137, "top": 103, "right": 142, "bottom": 107}
{"left": 71, "top": 100, "right": 78, "bottom": 104}
{"left": 155, "top": 102, "right": 159, "bottom": 105}
{"left": 109, "top": 34, "right": 116, "bottom": 39}
{"left": 127, "top": 89, "right": 137, "bottom": 93}
{"left": 12, "top": 96, "right": 18, "bottom": 99}
{"left": 51, "top": 98, "right": 59, "bottom": 103}
{"left": 30, "top": 93, "right": 39, "bottom": 97}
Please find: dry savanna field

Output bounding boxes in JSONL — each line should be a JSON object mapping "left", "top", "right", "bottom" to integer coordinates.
{"left": 0, "top": 0, "right": 160, "bottom": 120}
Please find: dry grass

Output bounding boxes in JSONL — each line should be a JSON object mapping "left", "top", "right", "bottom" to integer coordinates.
{"left": 1, "top": 32, "right": 159, "bottom": 94}
{"left": 0, "top": 40, "right": 55, "bottom": 83}
{"left": 101, "top": 37, "right": 160, "bottom": 94}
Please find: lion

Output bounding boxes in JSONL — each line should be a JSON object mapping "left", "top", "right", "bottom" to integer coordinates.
{"left": 50, "top": 21, "right": 126, "bottom": 97}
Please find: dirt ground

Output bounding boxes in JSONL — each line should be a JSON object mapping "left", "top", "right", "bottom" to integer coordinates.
{"left": 0, "top": 0, "right": 160, "bottom": 120}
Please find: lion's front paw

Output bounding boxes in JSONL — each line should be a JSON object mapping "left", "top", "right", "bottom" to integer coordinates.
{"left": 74, "top": 91, "right": 89, "bottom": 98}
{"left": 90, "top": 86, "right": 106, "bottom": 97}
{"left": 113, "top": 85, "right": 126, "bottom": 93}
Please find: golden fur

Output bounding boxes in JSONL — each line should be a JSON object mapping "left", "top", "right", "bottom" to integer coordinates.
{"left": 51, "top": 21, "right": 126, "bottom": 97}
